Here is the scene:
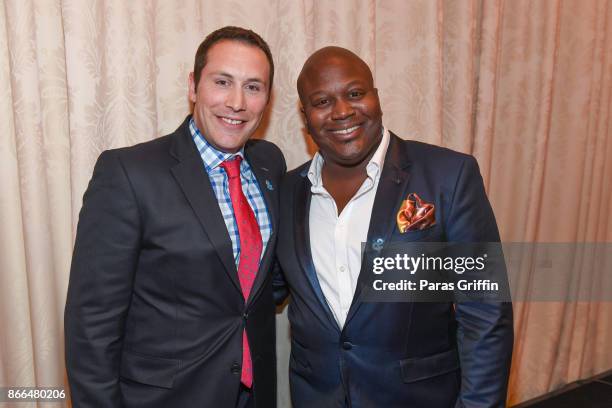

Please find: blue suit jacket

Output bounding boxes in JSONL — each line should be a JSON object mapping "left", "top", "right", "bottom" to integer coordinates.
{"left": 275, "top": 133, "right": 513, "bottom": 408}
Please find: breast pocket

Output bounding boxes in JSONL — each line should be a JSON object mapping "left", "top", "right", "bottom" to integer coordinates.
{"left": 393, "top": 224, "right": 444, "bottom": 243}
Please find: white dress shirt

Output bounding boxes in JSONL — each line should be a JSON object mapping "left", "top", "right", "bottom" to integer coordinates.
{"left": 308, "top": 128, "right": 390, "bottom": 328}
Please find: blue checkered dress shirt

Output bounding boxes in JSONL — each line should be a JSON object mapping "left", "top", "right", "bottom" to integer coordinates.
{"left": 189, "top": 118, "right": 271, "bottom": 265}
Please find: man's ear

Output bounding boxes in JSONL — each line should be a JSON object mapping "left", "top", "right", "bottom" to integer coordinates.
{"left": 373, "top": 88, "right": 383, "bottom": 117}
{"left": 188, "top": 72, "right": 197, "bottom": 103}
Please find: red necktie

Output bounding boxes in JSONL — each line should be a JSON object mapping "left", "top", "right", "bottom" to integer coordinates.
{"left": 220, "top": 156, "right": 262, "bottom": 389}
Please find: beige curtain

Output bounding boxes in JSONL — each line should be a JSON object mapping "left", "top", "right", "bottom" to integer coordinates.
{"left": 1, "top": 0, "right": 611, "bottom": 406}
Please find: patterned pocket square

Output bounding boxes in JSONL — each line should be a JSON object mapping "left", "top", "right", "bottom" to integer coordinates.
{"left": 396, "top": 193, "right": 436, "bottom": 233}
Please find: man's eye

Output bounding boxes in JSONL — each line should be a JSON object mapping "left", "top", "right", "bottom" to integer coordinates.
{"left": 246, "top": 84, "right": 261, "bottom": 92}
{"left": 215, "top": 79, "right": 229, "bottom": 86}
{"left": 314, "top": 99, "right": 329, "bottom": 107}
{"left": 348, "top": 90, "right": 364, "bottom": 98}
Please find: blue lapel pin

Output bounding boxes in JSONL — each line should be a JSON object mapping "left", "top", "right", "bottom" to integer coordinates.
{"left": 266, "top": 180, "right": 274, "bottom": 191}
{"left": 372, "top": 238, "right": 384, "bottom": 251}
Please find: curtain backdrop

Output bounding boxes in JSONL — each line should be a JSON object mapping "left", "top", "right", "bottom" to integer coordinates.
{"left": 1, "top": 0, "right": 611, "bottom": 406}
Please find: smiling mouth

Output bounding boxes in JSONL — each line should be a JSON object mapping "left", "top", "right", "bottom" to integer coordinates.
{"left": 219, "top": 117, "right": 246, "bottom": 125}
{"left": 329, "top": 125, "right": 361, "bottom": 135}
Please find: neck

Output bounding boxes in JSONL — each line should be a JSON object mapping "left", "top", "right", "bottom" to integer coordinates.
{"left": 321, "top": 158, "right": 369, "bottom": 183}
{"left": 320, "top": 135, "right": 381, "bottom": 183}
{"left": 319, "top": 149, "right": 376, "bottom": 216}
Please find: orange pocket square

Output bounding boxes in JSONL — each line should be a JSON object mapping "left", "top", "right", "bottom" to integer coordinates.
{"left": 396, "top": 193, "right": 436, "bottom": 233}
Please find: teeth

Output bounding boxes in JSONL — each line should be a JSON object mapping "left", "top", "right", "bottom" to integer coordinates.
{"left": 221, "top": 117, "right": 243, "bottom": 125}
{"left": 332, "top": 125, "right": 359, "bottom": 134}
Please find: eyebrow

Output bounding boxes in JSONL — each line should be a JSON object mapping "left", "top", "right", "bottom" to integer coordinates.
{"left": 306, "top": 79, "right": 369, "bottom": 97}
{"left": 344, "top": 79, "right": 368, "bottom": 88}
{"left": 212, "top": 71, "right": 266, "bottom": 85}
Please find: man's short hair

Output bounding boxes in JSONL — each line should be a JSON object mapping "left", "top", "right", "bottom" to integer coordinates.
{"left": 193, "top": 26, "right": 274, "bottom": 91}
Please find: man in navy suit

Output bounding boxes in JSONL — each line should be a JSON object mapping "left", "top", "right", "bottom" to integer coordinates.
{"left": 65, "top": 27, "right": 284, "bottom": 408}
{"left": 274, "top": 46, "right": 513, "bottom": 407}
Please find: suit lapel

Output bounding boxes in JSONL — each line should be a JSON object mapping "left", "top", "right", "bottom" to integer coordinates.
{"left": 244, "top": 146, "right": 277, "bottom": 305}
{"left": 294, "top": 171, "right": 341, "bottom": 332}
{"left": 169, "top": 118, "right": 242, "bottom": 295}
{"left": 344, "top": 134, "right": 412, "bottom": 327}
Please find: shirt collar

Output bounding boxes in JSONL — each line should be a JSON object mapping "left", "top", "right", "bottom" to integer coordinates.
{"left": 308, "top": 126, "right": 390, "bottom": 188}
{"left": 189, "top": 117, "right": 245, "bottom": 174}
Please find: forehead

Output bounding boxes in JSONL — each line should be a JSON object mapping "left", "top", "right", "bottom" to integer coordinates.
{"left": 300, "top": 56, "right": 372, "bottom": 94}
{"left": 202, "top": 40, "right": 270, "bottom": 80}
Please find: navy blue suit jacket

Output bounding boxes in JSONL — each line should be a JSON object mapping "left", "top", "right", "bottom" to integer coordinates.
{"left": 275, "top": 133, "right": 513, "bottom": 408}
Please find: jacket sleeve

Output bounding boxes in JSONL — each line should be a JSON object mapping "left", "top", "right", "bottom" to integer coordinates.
{"left": 272, "top": 257, "right": 290, "bottom": 305}
{"left": 446, "top": 156, "right": 514, "bottom": 408}
{"left": 272, "top": 150, "right": 289, "bottom": 306}
{"left": 65, "top": 150, "right": 141, "bottom": 407}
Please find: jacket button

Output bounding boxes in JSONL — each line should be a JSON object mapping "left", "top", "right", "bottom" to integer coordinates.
{"left": 342, "top": 341, "right": 353, "bottom": 350}
{"left": 243, "top": 312, "right": 249, "bottom": 320}
{"left": 231, "top": 362, "right": 241, "bottom": 374}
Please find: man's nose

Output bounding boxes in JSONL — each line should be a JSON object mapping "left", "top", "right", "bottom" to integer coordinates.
{"left": 226, "top": 87, "right": 246, "bottom": 111}
{"left": 331, "top": 98, "right": 355, "bottom": 120}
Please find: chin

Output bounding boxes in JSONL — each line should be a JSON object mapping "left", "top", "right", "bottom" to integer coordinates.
{"left": 335, "top": 141, "right": 381, "bottom": 165}
{"left": 214, "top": 136, "right": 248, "bottom": 152}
